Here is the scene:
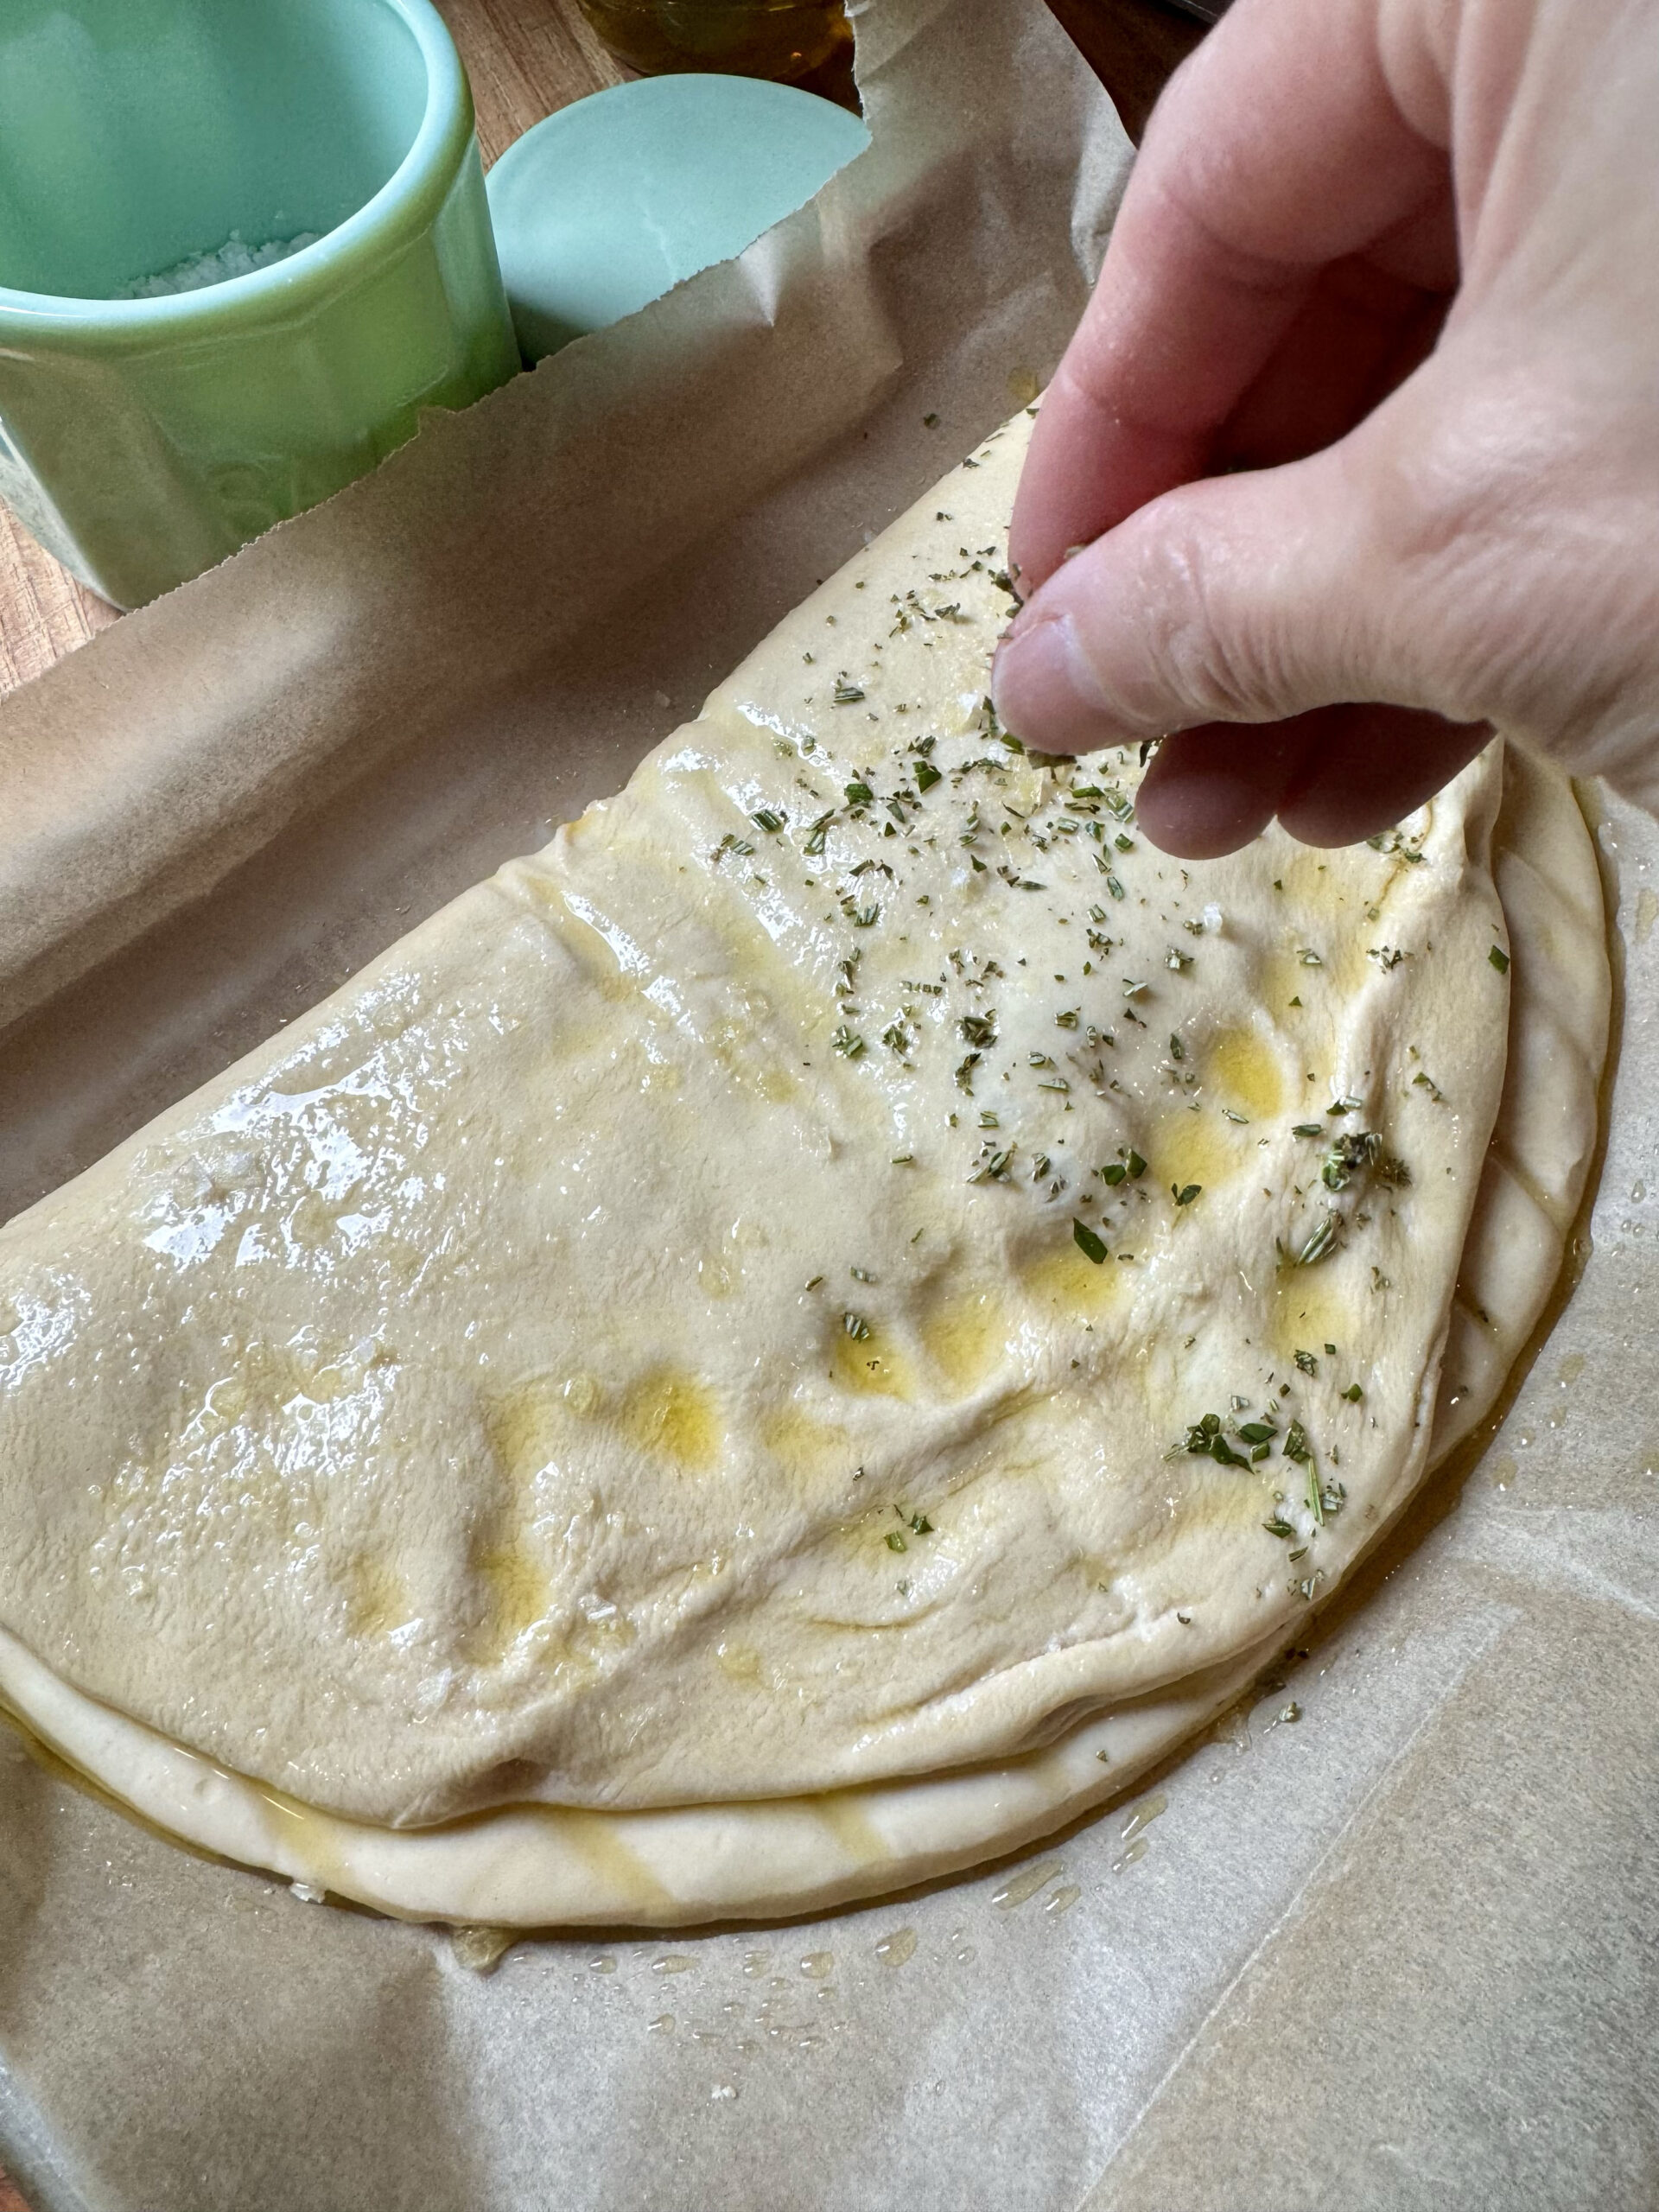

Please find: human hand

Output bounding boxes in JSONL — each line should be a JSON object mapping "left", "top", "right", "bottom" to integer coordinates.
{"left": 993, "top": 0, "right": 1659, "bottom": 856}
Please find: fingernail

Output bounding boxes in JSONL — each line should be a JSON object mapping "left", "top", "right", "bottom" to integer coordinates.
{"left": 993, "top": 610, "right": 1134, "bottom": 755}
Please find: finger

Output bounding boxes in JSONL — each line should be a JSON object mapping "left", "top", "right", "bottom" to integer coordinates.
{"left": 1136, "top": 707, "right": 1490, "bottom": 858}
{"left": 995, "top": 443, "right": 1408, "bottom": 756}
{"left": 1215, "top": 251, "right": 1452, "bottom": 473}
{"left": 1275, "top": 706, "right": 1491, "bottom": 845}
{"left": 1010, "top": 0, "right": 1447, "bottom": 594}
{"left": 1133, "top": 719, "right": 1323, "bottom": 858}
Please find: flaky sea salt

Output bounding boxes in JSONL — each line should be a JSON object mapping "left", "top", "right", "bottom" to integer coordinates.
{"left": 117, "top": 229, "right": 321, "bottom": 300}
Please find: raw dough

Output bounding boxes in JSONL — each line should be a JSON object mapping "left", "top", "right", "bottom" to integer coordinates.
{"left": 0, "top": 416, "right": 1609, "bottom": 1923}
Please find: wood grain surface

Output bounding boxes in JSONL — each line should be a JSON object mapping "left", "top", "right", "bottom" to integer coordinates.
{"left": 0, "top": 5, "right": 1198, "bottom": 2205}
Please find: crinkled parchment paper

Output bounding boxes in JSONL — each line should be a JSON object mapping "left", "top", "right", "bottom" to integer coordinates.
{"left": 3, "top": 1, "right": 1656, "bottom": 2204}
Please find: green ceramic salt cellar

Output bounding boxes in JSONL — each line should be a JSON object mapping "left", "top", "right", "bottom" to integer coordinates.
{"left": 0, "top": 0, "right": 518, "bottom": 609}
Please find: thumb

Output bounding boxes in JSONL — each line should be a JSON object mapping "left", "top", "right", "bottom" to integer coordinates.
{"left": 993, "top": 443, "right": 1412, "bottom": 756}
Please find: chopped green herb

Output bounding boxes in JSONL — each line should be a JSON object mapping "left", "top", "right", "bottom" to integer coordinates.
{"left": 1322, "top": 1128, "right": 1379, "bottom": 1190}
{"left": 833, "top": 678, "right": 866, "bottom": 706}
{"left": 750, "top": 808, "right": 785, "bottom": 835}
{"left": 1342, "top": 1382, "right": 1363, "bottom": 1402}
{"left": 969, "top": 1147, "right": 1016, "bottom": 1184}
{"left": 1294, "top": 1212, "right": 1340, "bottom": 1267}
{"left": 886, "top": 1530, "right": 908, "bottom": 1552}
{"left": 832, "top": 1026, "right": 866, "bottom": 1058}
{"left": 844, "top": 779, "right": 874, "bottom": 804}
{"left": 1237, "top": 1421, "right": 1277, "bottom": 1446}
{"left": 842, "top": 1312, "right": 872, "bottom": 1341}
{"left": 1283, "top": 1420, "right": 1312, "bottom": 1465}
{"left": 1183, "top": 1412, "right": 1247, "bottom": 1467}
{"left": 1294, "top": 1349, "right": 1318, "bottom": 1376}
{"left": 1489, "top": 944, "right": 1510, "bottom": 973}
{"left": 1099, "top": 1161, "right": 1128, "bottom": 1185}
{"left": 1173, "top": 1183, "right": 1202, "bottom": 1207}
{"left": 1073, "top": 1219, "right": 1108, "bottom": 1265}
{"left": 1293, "top": 1122, "right": 1325, "bottom": 1139}
{"left": 915, "top": 761, "right": 943, "bottom": 792}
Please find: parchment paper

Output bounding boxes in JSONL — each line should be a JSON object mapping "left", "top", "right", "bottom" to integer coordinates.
{"left": 2, "top": 2, "right": 1656, "bottom": 2206}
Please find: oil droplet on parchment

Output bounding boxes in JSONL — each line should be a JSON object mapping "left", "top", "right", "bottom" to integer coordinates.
{"left": 1044, "top": 1884, "right": 1082, "bottom": 1917}
{"left": 1559, "top": 1353, "right": 1586, "bottom": 1386}
{"left": 1111, "top": 1790, "right": 1168, "bottom": 1873}
{"left": 653, "top": 1955, "right": 696, "bottom": 1976}
{"left": 991, "top": 1857, "right": 1064, "bottom": 1910}
{"left": 874, "top": 1927, "right": 917, "bottom": 1967}
{"left": 1120, "top": 1791, "right": 1166, "bottom": 1842}
{"left": 1635, "top": 887, "right": 1659, "bottom": 946}
{"left": 1491, "top": 1453, "right": 1518, "bottom": 1491}
{"left": 588, "top": 1956, "right": 617, "bottom": 1974}
{"left": 799, "top": 1951, "right": 835, "bottom": 1980}
{"left": 648, "top": 2014, "right": 675, "bottom": 2035}
{"left": 741, "top": 1949, "right": 772, "bottom": 1978}
{"left": 711, "top": 2084, "right": 739, "bottom": 2102}
{"left": 450, "top": 1925, "right": 513, "bottom": 1975}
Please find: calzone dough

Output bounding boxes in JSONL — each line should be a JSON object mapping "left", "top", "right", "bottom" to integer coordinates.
{"left": 0, "top": 414, "right": 1609, "bottom": 1922}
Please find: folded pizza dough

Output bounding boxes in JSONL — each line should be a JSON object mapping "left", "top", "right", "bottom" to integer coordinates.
{"left": 0, "top": 412, "right": 1610, "bottom": 1923}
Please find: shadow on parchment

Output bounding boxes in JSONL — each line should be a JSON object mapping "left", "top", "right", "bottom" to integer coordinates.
{"left": 0, "top": 1732, "right": 489, "bottom": 2212}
